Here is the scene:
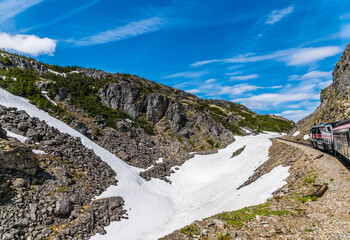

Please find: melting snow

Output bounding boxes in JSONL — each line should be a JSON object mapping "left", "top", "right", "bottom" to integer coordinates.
{"left": 293, "top": 131, "right": 300, "bottom": 136}
{"left": 48, "top": 69, "right": 67, "bottom": 77}
{"left": 32, "top": 149, "right": 47, "bottom": 155}
{"left": 41, "top": 91, "right": 57, "bottom": 106}
{"left": 0, "top": 88, "right": 290, "bottom": 240}
{"left": 5, "top": 130, "right": 28, "bottom": 143}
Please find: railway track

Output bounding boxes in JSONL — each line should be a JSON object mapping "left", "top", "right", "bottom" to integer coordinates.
{"left": 276, "top": 137, "right": 350, "bottom": 171}
{"left": 276, "top": 137, "right": 311, "bottom": 147}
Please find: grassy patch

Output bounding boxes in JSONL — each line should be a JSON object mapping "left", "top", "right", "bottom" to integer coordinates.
{"left": 210, "top": 204, "right": 289, "bottom": 229}
{"left": 217, "top": 232, "right": 230, "bottom": 240}
{"left": 180, "top": 225, "right": 197, "bottom": 237}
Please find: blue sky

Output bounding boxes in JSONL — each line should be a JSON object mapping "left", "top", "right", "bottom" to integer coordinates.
{"left": 1, "top": 0, "right": 350, "bottom": 121}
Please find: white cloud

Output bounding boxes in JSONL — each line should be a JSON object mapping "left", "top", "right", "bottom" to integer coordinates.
{"left": 230, "top": 74, "right": 259, "bottom": 81}
{"left": 0, "top": 32, "right": 56, "bottom": 56}
{"left": 21, "top": 0, "right": 100, "bottom": 32}
{"left": 289, "top": 70, "right": 332, "bottom": 81}
{"left": 191, "top": 59, "right": 220, "bottom": 67}
{"left": 276, "top": 109, "right": 310, "bottom": 121}
{"left": 190, "top": 46, "right": 342, "bottom": 67}
{"left": 265, "top": 5, "right": 294, "bottom": 25}
{"left": 204, "top": 78, "right": 216, "bottom": 83}
{"left": 186, "top": 89, "right": 201, "bottom": 94}
{"left": 220, "top": 84, "right": 260, "bottom": 95}
{"left": 233, "top": 93, "right": 319, "bottom": 111}
{"left": 226, "top": 71, "right": 243, "bottom": 76}
{"left": 163, "top": 70, "right": 210, "bottom": 79}
{"left": 76, "top": 17, "right": 165, "bottom": 46}
{"left": 0, "top": 0, "right": 42, "bottom": 23}
{"left": 283, "top": 46, "right": 342, "bottom": 66}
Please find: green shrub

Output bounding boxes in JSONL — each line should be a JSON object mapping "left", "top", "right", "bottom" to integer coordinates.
{"left": 180, "top": 225, "right": 197, "bottom": 237}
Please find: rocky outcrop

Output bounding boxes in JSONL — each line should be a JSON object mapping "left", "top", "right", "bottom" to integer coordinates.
{"left": 0, "top": 53, "right": 48, "bottom": 73}
{"left": 146, "top": 93, "right": 169, "bottom": 123}
{"left": 291, "top": 43, "right": 350, "bottom": 138}
{"left": 0, "top": 140, "right": 39, "bottom": 176}
{"left": 99, "top": 82, "right": 144, "bottom": 119}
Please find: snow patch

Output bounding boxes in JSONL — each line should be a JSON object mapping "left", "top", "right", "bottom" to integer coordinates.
{"left": 41, "top": 91, "right": 57, "bottom": 106}
{"left": 303, "top": 134, "right": 310, "bottom": 140}
{"left": 156, "top": 158, "right": 163, "bottom": 164}
{"left": 0, "top": 88, "right": 290, "bottom": 240}
{"left": 293, "top": 131, "right": 300, "bottom": 137}
{"left": 5, "top": 130, "right": 28, "bottom": 143}
{"left": 33, "top": 149, "right": 47, "bottom": 155}
{"left": 48, "top": 69, "right": 67, "bottom": 77}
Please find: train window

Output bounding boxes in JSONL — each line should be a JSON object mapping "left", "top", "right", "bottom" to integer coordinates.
{"left": 327, "top": 127, "right": 331, "bottom": 131}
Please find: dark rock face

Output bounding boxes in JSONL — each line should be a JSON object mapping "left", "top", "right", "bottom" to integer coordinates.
{"left": 55, "top": 87, "right": 70, "bottom": 102}
{"left": 99, "top": 82, "right": 144, "bottom": 119}
{"left": 146, "top": 93, "right": 169, "bottom": 123}
{"left": 166, "top": 101, "right": 187, "bottom": 132}
{"left": 0, "top": 141, "right": 39, "bottom": 176}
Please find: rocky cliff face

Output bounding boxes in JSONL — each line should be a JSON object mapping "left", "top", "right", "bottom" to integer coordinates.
{"left": 290, "top": 43, "right": 350, "bottom": 139}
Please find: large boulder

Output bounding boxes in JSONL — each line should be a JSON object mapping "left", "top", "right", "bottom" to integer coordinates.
{"left": 0, "top": 141, "right": 39, "bottom": 176}
{"left": 54, "top": 196, "right": 72, "bottom": 217}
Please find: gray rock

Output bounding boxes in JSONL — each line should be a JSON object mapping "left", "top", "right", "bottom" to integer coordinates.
{"left": 0, "top": 141, "right": 39, "bottom": 175}
{"left": 12, "top": 178, "right": 28, "bottom": 188}
{"left": 54, "top": 197, "right": 72, "bottom": 217}
{"left": 146, "top": 93, "right": 168, "bottom": 123}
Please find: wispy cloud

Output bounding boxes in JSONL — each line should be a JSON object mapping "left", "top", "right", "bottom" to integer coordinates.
{"left": 186, "top": 89, "right": 201, "bottom": 94}
{"left": 289, "top": 70, "right": 332, "bottom": 81}
{"left": 0, "top": 32, "right": 56, "bottom": 56}
{"left": 191, "top": 46, "right": 342, "bottom": 67}
{"left": 265, "top": 5, "right": 294, "bottom": 25}
{"left": 233, "top": 93, "right": 319, "bottom": 110}
{"left": 204, "top": 78, "right": 216, "bottom": 83}
{"left": 190, "top": 59, "right": 220, "bottom": 67}
{"left": 21, "top": 0, "right": 99, "bottom": 32}
{"left": 276, "top": 109, "right": 310, "bottom": 121}
{"left": 229, "top": 74, "right": 259, "bottom": 81}
{"left": 163, "top": 70, "right": 210, "bottom": 79}
{"left": 0, "top": 0, "right": 43, "bottom": 23}
{"left": 75, "top": 17, "right": 166, "bottom": 46}
{"left": 283, "top": 46, "right": 342, "bottom": 66}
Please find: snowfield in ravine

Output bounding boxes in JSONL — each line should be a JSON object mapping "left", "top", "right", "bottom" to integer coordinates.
{"left": 0, "top": 88, "right": 290, "bottom": 240}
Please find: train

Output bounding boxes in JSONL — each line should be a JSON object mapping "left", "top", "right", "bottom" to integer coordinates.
{"left": 310, "top": 119, "right": 350, "bottom": 159}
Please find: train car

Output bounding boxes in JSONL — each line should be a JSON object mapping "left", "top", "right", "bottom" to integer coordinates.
{"left": 310, "top": 122, "right": 337, "bottom": 151}
{"left": 333, "top": 122, "right": 350, "bottom": 159}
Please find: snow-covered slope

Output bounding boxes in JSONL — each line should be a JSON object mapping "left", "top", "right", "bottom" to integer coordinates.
{"left": 0, "top": 88, "right": 290, "bottom": 240}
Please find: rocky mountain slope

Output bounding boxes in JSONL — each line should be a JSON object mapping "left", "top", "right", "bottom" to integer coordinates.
{"left": 0, "top": 51, "right": 293, "bottom": 180}
{"left": 0, "top": 106, "right": 125, "bottom": 239}
{"left": 290, "top": 43, "right": 350, "bottom": 140}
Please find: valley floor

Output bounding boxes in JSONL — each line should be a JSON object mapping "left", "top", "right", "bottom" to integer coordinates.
{"left": 163, "top": 139, "right": 350, "bottom": 239}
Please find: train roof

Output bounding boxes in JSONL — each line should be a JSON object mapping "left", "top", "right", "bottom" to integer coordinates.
{"left": 333, "top": 122, "right": 350, "bottom": 131}
{"left": 311, "top": 122, "right": 336, "bottom": 129}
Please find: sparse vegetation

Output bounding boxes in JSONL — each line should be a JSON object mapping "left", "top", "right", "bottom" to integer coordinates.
{"left": 180, "top": 225, "right": 197, "bottom": 237}
{"left": 211, "top": 204, "right": 290, "bottom": 229}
